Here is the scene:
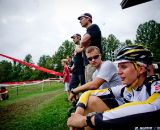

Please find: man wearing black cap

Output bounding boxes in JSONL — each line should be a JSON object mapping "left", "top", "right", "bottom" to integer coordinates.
{"left": 77, "top": 13, "right": 102, "bottom": 52}
{"left": 69, "top": 34, "right": 86, "bottom": 96}
{"left": 76, "top": 13, "right": 102, "bottom": 83}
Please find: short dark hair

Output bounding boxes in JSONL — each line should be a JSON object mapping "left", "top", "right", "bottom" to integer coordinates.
{"left": 86, "top": 46, "right": 100, "bottom": 54}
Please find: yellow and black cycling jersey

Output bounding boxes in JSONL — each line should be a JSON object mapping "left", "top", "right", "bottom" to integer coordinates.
{"left": 77, "top": 75, "right": 160, "bottom": 128}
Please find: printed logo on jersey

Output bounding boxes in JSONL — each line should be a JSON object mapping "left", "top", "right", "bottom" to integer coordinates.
{"left": 153, "top": 81, "right": 160, "bottom": 92}
{"left": 125, "top": 93, "right": 132, "bottom": 100}
{"left": 155, "top": 84, "right": 160, "bottom": 92}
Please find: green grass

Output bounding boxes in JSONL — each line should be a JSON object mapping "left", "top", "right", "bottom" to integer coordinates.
{"left": 0, "top": 81, "right": 72, "bottom": 130}
{"left": 1, "top": 81, "right": 63, "bottom": 105}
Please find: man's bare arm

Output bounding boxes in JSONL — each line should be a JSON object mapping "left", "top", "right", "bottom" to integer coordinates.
{"left": 80, "top": 33, "right": 91, "bottom": 48}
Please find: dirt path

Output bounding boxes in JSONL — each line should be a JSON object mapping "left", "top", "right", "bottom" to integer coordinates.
{"left": 0, "top": 89, "right": 64, "bottom": 123}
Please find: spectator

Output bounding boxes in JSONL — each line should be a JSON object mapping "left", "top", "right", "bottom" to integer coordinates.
{"left": 153, "top": 63, "right": 160, "bottom": 78}
{"left": 66, "top": 55, "right": 74, "bottom": 71}
{"left": 76, "top": 13, "right": 102, "bottom": 83}
{"left": 67, "top": 45, "right": 160, "bottom": 129}
{"left": 69, "top": 33, "right": 86, "bottom": 92}
{"left": 61, "top": 59, "right": 71, "bottom": 99}
{"left": 148, "top": 63, "right": 160, "bottom": 78}
{"left": 69, "top": 46, "right": 122, "bottom": 101}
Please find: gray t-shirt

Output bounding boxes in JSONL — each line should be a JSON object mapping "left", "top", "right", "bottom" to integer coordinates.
{"left": 92, "top": 61, "right": 122, "bottom": 89}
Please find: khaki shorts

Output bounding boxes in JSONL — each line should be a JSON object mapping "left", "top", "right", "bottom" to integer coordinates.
{"left": 85, "top": 64, "right": 96, "bottom": 83}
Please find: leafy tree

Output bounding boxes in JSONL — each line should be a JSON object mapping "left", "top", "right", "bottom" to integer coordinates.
{"left": 135, "top": 20, "right": 160, "bottom": 61}
{"left": 0, "top": 60, "right": 12, "bottom": 83}
{"left": 52, "top": 40, "right": 75, "bottom": 73}
{"left": 29, "top": 70, "right": 41, "bottom": 80}
{"left": 124, "top": 39, "right": 134, "bottom": 45}
{"left": 37, "top": 55, "right": 54, "bottom": 79}
{"left": 102, "top": 34, "right": 120, "bottom": 61}
{"left": 20, "top": 54, "right": 34, "bottom": 80}
{"left": 11, "top": 61, "right": 22, "bottom": 81}
{"left": 151, "top": 37, "right": 160, "bottom": 62}
{"left": 38, "top": 55, "right": 53, "bottom": 69}
{"left": 24, "top": 54, "right": 33, "bottom": 63}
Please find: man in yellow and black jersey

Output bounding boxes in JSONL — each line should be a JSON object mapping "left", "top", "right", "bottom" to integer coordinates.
{"left": 67, "top": 45, "right": 160, "bottom": 130}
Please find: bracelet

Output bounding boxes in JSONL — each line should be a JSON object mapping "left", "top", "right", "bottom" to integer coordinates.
{"left": 86, "top": 115, "right": 95, "bottom": 128}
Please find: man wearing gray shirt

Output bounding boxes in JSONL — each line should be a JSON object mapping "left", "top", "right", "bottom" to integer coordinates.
{"left": 69, "top": 46, "right": 122, "bottom": 101}
{"left": 92, "top": 60, "right": 121, "bottom": 89}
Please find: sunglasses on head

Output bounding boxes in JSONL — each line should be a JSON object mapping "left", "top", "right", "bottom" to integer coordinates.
{"left": 87, "top": 55, "right": 100, "bottom": 61}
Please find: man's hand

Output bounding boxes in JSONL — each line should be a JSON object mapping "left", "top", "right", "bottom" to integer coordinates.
{"left": 69, "top": 92, "right": 76, "bottom": 101}
{"left": 75, "top": 46, "right": 84, "bottom": 53}
{"left": 67, "top": 113, "right": 87, "bottom": 128}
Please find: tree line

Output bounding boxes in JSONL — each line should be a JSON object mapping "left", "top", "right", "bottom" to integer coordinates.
{"left": 0, "top": 20, "right": 160, "bottom": 83}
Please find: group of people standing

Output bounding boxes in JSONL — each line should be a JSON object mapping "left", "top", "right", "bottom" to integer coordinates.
{"left": 61, "top": 12, "right": 105, "bottom": 100}
{"left": 60, "top": 12, "right": 160, "bottom": 130}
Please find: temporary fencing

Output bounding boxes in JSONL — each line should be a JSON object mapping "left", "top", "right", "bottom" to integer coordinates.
{"left": 0, "top": 78, "right": 63, "bottom": 95}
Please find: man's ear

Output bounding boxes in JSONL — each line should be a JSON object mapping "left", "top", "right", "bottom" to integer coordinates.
{"left": 139, "top": 65, "right": 147, "bottom": 74}
{"left": 99, "top": 54, "right": 102, "bottom": 58}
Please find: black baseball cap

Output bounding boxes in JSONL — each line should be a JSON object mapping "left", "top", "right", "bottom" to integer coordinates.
{"left": 78, "top": 13, "right": 92, "bottom": 20}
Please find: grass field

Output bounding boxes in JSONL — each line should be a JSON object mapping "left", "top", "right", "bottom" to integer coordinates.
{"left": 0, "top": 81, "right": 72, "bottom": 130}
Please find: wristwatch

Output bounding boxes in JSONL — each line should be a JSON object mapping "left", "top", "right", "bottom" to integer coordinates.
{"left": 71, "top": 89, "right": 77, "bottom": 95}
{"left": 86, "top": 112, "right": 96, "bottom": 128}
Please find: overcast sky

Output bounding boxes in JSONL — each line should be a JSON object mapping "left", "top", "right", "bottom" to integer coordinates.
{"left": 0, "top": 0, "right": 160, "bottom": 64}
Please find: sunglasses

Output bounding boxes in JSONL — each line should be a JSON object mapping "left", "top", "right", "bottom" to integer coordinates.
{"left": 87, "top": 55, "right": 100, "bottom": 61}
